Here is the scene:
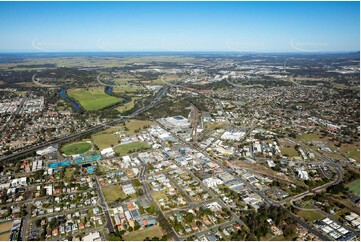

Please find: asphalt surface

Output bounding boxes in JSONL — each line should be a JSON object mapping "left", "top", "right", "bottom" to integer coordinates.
{"left": 94, "top": 177, "right": 114, "bottom": 233}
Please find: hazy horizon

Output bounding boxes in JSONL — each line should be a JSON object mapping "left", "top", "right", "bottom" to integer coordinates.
{"left": 0, "top": 1, "right": 359, "bottom": 53}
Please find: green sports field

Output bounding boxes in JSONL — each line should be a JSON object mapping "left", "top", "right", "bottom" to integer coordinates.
{"left": 68, "top": 87, "right": 123, "bottom": 111}
{"left": 61, "top": 142, "right": 92, "bottom": 155}
{"left": 346, "top": 179, "right": 360, "bottom": 195}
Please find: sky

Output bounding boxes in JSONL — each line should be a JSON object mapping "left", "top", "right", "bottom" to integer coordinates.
{"left": 0, "top": 1, "right": 359, "bottom": 53}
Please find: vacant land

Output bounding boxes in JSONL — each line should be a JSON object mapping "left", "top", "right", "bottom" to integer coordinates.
{"left": 280, "top": 147, "right": 299, "bottom": 157}
{"left": 64, "top": 168, "right": 76, "bottom": 181}
{"left": 297, "top": 210, "right": 324, "bottom": 222}
{"left": 113, "top": 142, "right": 150, "bottom": 156}
{"left": 277, "top": 139, "right": 293, "bottom": 156}
{"left": 115, "top": 96, "right": 141, "bottom": 113}
{"left": 102, "top": 186, "right": 127, "bottom": 204}
{"left": 92, "top": 133, "right": 118, "bottom": 150}
{"left": 125, "top": 119, "right": 153, "bottom": 133}
{"left": 112, "top": 79, "right": 144, "bottom": 94}
{"left": 297, "top": 132, "right": 324, "bottom": 142}
{"left": 68, "top": 87, "right": 123, "bottom": 111}
{"left": 61, "top": 142, "right": 92, "bottom": 155}
{"left": 338, "top": 143, "right": 360, "bottom": 162}
{"left": 153, "top": 190, "right": 168, "bottom": 201}
{"left": 346, "top": 179, "right": 360, "bottom": 195}
{"left": 123, "top": 225, "right": 163, "bottom": 241}
{"left": 204, "top": 122, "right": 227, "bottom": 130}
{"left": 91, "top": 125, "right": 125, "bottom": 150}
{"left": 146, "top": 74, "right": 181, "bottom": 85}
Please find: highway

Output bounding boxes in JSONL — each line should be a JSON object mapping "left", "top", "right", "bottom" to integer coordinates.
{"left": 0, "top": 85, "right": 169, "bottom": 163}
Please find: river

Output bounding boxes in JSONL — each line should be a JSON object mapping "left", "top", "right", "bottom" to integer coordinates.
{"left": 60, "top": 89, "right": 82, "bottom": 112}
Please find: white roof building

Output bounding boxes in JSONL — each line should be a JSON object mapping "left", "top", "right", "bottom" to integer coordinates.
{"left": 100, "top": 147, "right": 115, "bottom": 158}
{"left": 82, "top": 232, "right": 101, "bottom": 241}
{"left": 202, "top": 177, "right": 223, "bottom": 188}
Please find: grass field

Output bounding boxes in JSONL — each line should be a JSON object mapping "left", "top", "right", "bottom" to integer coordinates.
{"left": 113, "top": 142, "right": 150, "bottom": 156}
{"left": 153, "top": 190, "right": 168, "bottom": 201}
{"left": 338, "top": 143, "right": 360, "bottom": 162}
{"left": 123, "top": 225, "right": 163, "bottom": 241}
{"left": 113, "top": 85, "right": 140, "bottom": 94}
{"left": 204, "top": 122, "right": 227, "bottom": 130}
{"left": 92, "top": 134, "right": 118, "bottom": 150}
{"left": 112, "top": 79, "right": 143, "bottom": 94}
{"left": 346, "top": 179, "right": 360, "bottom": 195}
{"left": 115, "top": 96, "right": 141, "bottom": 113}
{"left": 102, "top": 185, "right": 127, "bottom": 204}
{"left": 91, "top": 125, "right": 125, "bottom": 150}
{"left": 147, "top": 74, "right": 181, "bottom": 85}
{"left": 297, "top": 132, "right": 359, "bottom": 163}
{"left": 68, "top": 87, "right": 123, "bottom": 111}
{"left": 297, "top": 210, "right": 325, "bottom": 222}
{"left": 297, "top": 132, "right": 323, "bottom": 142}
{"left": 280, "top": 147, "right": 299, "bottom": 157}
{"left": 125, "top": 120, "right": 153, "bottom": 133}
{"left": 64, "top": 168, "right": 76, "bottom": 181}
{"left": 61, "top": 142, "right": 92, "bottom": 155}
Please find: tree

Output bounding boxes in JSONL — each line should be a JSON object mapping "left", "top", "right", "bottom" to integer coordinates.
{"left": 132, "top": 179, "right": 141, "bottom": 187}
{"left": 136, "top": 188, "right": 144, "bottom": 196}
{"left": 284, "top": 224, "right": 296, "bottom": 239}
{"left": 134, "top": 221, "right": 141, "bottom": 231}
{"left": 185, "top": 213, "right": 194, "bottom": 223}
{"left": 49, "top": 218, "right": 59, "bottom": 230}
{"left": 35, "top": 219, "right": 42, "bottom": 227}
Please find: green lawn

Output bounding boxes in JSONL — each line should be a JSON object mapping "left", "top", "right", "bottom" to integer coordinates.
{"left": 123, "top": 225, "right": 163, "bottom": 241}
{"left": 68, "top": 87, "right": 123, "bottom": 111}
{"left": 346, "top": 179, "right": 360, "bottom": 195}
{"left": 102, "top": 186, "right": 127, "bottom": 204}
{"left": 280, "top": 147, "right": 299, "bottom": 157}
{"left": 113, "top": 142, "right": 150, "bottom": 156}
{"left": 297, "top": 132, "right": 324, "bottom": 142}
{"left": 297, "top": 210, "right": 325, "bottom": 222}
{"left": 61, "top": 142, "right": 92, "bottom": 155}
